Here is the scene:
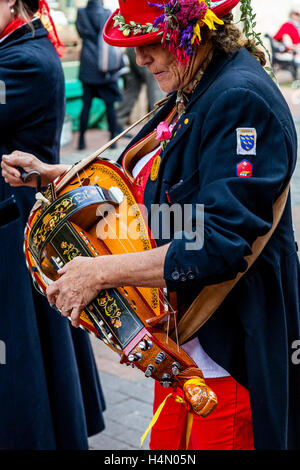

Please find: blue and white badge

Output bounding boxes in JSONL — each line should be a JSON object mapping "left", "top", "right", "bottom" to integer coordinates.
{"left": 236, "top": 128, "right": 257, "bottom": 156}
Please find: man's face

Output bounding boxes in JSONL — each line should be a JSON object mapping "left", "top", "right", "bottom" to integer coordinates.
{"left": 291, "top": 11, "right": 300, "bottom": 23}
{"left": 135, "top": 44, "right": 188, "bottom": 93}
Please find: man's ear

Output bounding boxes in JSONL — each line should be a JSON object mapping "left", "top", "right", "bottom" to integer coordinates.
{"left": 7, "top": 0, "right": 17, "bottom": 9}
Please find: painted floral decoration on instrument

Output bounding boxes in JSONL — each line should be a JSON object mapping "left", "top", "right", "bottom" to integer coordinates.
{"left": 113, "top": 0, "right": 224, "bottom": 63}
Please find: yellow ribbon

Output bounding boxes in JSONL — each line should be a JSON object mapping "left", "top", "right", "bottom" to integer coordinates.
{"left": 173, "top": 395, "right": 194, "bottom": 450}
{"left": 182, "top": 378, "right": 207, "bottom": 448}
{"left": 186, "top": 412, "right": 194, "bottom": 449}
{"left": 184, "top": 378, "right": 206, "bottom": 387}
{"left": 140, "top": 393, "right": 194, "bottom": 449}
{"left": 141, "top": 393, "right": 173, "bottom": 448}
{"left": 141, "top": 378, "right": 208, "bottom": 449}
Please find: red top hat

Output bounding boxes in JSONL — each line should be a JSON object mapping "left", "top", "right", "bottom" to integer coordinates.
{"left": 103, "top": 0, "right": 241, "bottom": 47}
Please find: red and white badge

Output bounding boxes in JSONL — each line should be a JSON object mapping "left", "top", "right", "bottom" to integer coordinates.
{"left": 236, "top": 160, "right": 253, "bottom": 178}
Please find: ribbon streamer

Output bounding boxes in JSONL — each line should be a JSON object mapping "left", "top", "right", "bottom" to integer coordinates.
{"left": 140, "top": 378, "right": 209, "bottom": 450}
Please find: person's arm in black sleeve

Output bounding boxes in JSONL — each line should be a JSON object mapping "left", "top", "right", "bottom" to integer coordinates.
{"left": 0, "top": 54, "right": 59, "bottom": 140}
{"left": 75, "top": 8, "right": 95, "bottom": 39}
{"left": 164, "top": 87, "right": 292, "bottom": 291}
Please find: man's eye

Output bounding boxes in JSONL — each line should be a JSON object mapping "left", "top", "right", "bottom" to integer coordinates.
{"left": 147, "top": 44, "right": 159, "bottom": 52}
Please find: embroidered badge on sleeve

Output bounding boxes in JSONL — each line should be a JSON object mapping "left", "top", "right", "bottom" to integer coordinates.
{"left": 236, "top": 128, "right": 257, "bottom": 156}
{"left": 237, "top": 160, "right": 253, "bottom": 178}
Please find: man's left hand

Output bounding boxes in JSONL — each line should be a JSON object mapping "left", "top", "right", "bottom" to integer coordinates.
{"left": 46, "top": 257, "right": 103, "bottom": 327}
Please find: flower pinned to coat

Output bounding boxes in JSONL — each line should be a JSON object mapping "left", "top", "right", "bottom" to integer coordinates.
{"left": 156, "top": 121, "right": 175, "bottom": 150}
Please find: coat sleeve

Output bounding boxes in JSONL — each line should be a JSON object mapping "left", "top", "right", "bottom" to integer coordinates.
{"left": 76, "top": 8, "right": 107, "bottom": 39}
{"left": 164, "top": 87, "right": 293, "bottom": 291}
{"left": 76, "top": 9, "right": 94, "bottom": 39}
{"left": 0, "top": 53, "right": 60, "bottom": 135}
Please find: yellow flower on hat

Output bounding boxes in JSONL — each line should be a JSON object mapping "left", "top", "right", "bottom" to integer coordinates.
{"left": 203, "top": 8, "right": 224, "bottom": 30}
{"left": 192, "top": 22, "right": 202, "bottom": 44}
{"left": 192, "top": 4, "right": 224, "bottom": 44}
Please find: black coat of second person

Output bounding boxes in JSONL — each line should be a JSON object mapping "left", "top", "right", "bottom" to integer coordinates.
{"left": 0, "top": 20, "right": 105, "bottom": 450}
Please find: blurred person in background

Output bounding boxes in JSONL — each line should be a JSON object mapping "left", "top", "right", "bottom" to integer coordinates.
{"left": 274, "top": 3, "right": 300, "bottom": 63}
{"left": 117, "top": 47, "right": 165, "bottom": 132}
{"left": 76, "top": 0, "right": 122, "bottom": 150}
{"left": 0, "top": 0, "right": 105, "bottom": 449}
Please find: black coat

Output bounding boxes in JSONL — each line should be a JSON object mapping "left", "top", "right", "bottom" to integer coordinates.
{"left": 0, "top": 20, "right": 105, "bottom": 449}
{"left": 76, "top": 0, "right": 115, "bottom": 85}
{"left": 119, "top": 48, "right": 300, "bottom": 449}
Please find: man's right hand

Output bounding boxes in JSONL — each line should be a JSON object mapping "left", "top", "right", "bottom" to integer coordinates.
{"left": 1, "top": 151, "right": 68, "bottom": 188}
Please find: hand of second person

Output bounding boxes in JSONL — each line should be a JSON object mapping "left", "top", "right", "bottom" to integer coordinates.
{"left": 1, "top": 150, "right": 68, "bottom": 188}
{"left": 46, "top": 257, "right": 104, "bottom": 328}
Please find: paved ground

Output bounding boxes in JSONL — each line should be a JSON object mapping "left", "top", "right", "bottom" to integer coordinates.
{"left": 59, "top": 85, "right": 300, "bottom": 450}
{"left": 88, "top": 337, "right": 154, "bottom": 450}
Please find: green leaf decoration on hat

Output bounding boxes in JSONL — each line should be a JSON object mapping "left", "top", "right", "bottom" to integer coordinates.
{"left": 239, "top": 0, "right": 274, "bottom": 78}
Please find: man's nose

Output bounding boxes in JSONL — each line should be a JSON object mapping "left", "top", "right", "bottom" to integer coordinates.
{"left": 135, "top": 47, "right": 152, "bottom": 67}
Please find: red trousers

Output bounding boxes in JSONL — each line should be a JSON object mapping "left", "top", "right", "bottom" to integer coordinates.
{"left": 150, "top": 376, "right": 255, "bottom": 450}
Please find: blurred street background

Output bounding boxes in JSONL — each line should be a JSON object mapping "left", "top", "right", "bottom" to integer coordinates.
{"left": 48, "top": 0, "right": 300, "bottom": 450}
